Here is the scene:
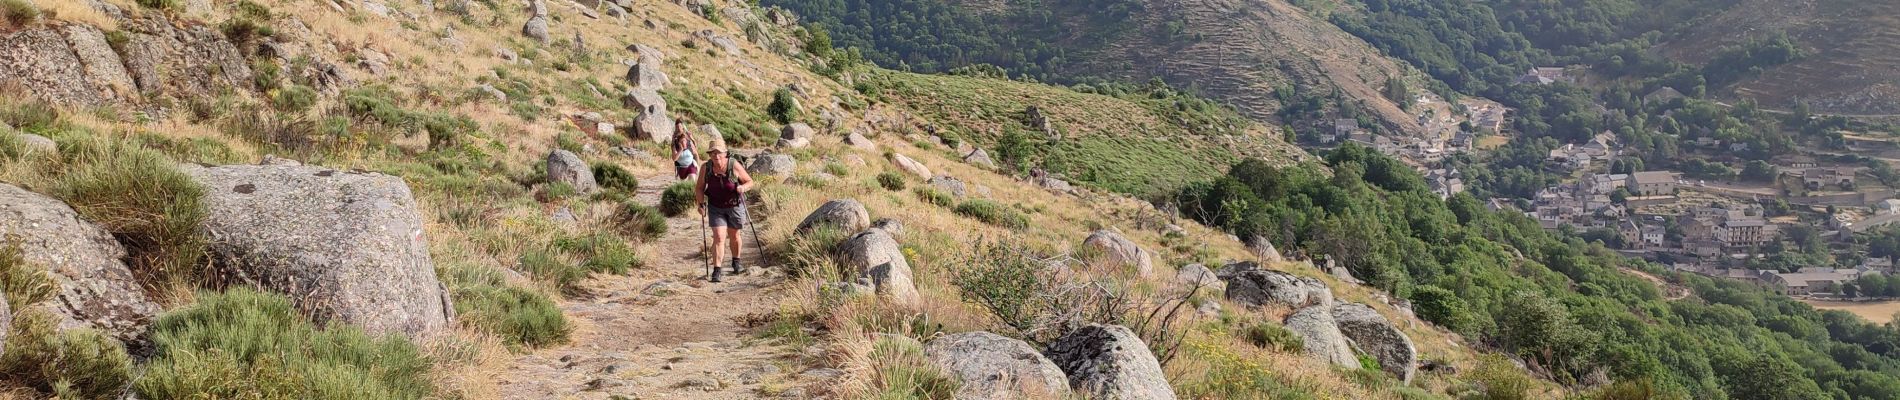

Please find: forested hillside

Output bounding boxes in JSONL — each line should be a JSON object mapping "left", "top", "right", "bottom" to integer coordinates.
{"left": 1182, "top": 145, "right": 1900, "bottom": 399}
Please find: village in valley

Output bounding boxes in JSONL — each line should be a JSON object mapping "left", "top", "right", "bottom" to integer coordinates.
{"left": 1314, "top": 66, "right": 1900, "bottom": 316}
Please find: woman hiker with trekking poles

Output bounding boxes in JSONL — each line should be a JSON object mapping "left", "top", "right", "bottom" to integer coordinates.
{"left": 696, "top": 137, "right": 755, "bottom": 283}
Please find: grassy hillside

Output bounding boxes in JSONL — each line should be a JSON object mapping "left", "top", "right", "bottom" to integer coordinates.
{"left": 1657, "top": 0, "right": 1900, "bottom": 115}
{"left": 860, "top": 70, "right": 1307, "bottom": 196}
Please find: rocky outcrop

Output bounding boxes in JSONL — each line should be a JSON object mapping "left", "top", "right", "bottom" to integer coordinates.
{"left": 1247, "top": 235, "right": 1283, "bottom": 263}
{"left": 187, "top": 165, "right": 453, "bottom": 339}
{"left": 925, "top": 332, "right": 1072, "bottom": 399}
{"left": 928, "top": 176, "right": 968, "bottom": 198}
{"left": 622, "top": 88, "right": 666, "bottom": 115}
{"left": 628, "top": 43, "right": 665, "bottom": 64}
{"left": 1034, "top": 176, "right": 1073, "bottom": 193}
{"left": 871, "top": 218, "right": 904, "bottom": 237}
{"left": 626, "top": 60, "right": 668, "bottom": 90}
{"left": 1082, "top": 230, "right": 1154, "bottom": 277}
{"left": 845, "top": 130, "right": 877, "bottom": 151}
{"left": 1333, "top": 303, "right": 1417, "bottom": 384}
{"left": 523, "top": 1, "right": 552, "bottom": 43}
{"left": 748, "top": 154, "right": 796, "bottom": 176}
{"left": 1044, "top": 324, "right": 1176, "bottom": 400}
{"left": 1218, "top": 262, "right": 1331, "bottom": 308}
{"left": 796, "top": 199, "right": 870, "bottom": 234}
{"left": 777, "top": 123, "right": 814, "bottom": 148}
{"left": 888, "top": 153, "right": 932, "bottom": 179}
{"left": 1285, "top": 306, "right": 1358, "bottom": 369}
{"left": 963, "top": 148, "right": 995, "bottom": 169}
{"left": 0, "top": 184, "right": 161, "bottom": 344}
{"left": 119, "top": 14, "right": 254, "bottom": 98}
{"left": 0, "top": 14, "right": 250, "bottom": 106}
{"left": 834, "top": 229, "right": 917, "bottom": 305}
{"left": 632, "top": 107, "right": 675, "bottom": 142}
{"left": 1175, "top": 264, "right": 1223, "bottom": 291}
{"left": 692, "top": 30, "right": 741, "bottom": 55}
{"left": 546, "top": 149, "right": 599, "bottom": 194}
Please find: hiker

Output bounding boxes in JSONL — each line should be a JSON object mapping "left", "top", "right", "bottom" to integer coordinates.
{"left": 671, "top": 121, "right": 698, "bottom": 180}
{"left": 697, "top": 139, "right": 755, "bottom": 282}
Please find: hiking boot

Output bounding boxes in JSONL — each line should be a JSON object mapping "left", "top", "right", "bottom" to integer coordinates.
{"left": 710, "top": 266, "right": 723, "bottom": 283}
{"left": 729, "top": 258, "right": 746, "bottom": 274}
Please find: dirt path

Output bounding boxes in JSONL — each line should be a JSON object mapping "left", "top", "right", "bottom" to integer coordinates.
{"left": 1623, "top": 268, "right": 1692, "bottom": 301}
{"left": 493, "top": 175, "right": 822, "bottom": 399}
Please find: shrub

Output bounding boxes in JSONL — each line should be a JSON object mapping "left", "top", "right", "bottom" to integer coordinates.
{"left": 951, "top": 241, "right": 1126, "bottom": 345}
{"left": 1242, "top": 323, "right": 1304, "bottom": 353}
{"left": 592, "top": 163, "right": 639, "bottom": 193}
{"left": 824, "top": 162, "right": 849, "bottom": 177}
{"left": 439, "top": 264, "right": 570, "bottom": 350}
{"left": 913, "top": 187, "right": 953, "bottom": 207}
{"left": 877, "top": 172, "right": 905, "bottom": 191}
{"left": 767, "top": 88, "right": 800, "bottom": 124}
{"left": 0, "top": 98, "right": 59, "bottom": 133}
{"left": 553, "top": 233, "right": 643, "bottom": 274}
{"left": 137, "top": 0, "right": 181, "bottom": 10}
{"left": 270, "top": 84, "right": 319, "bottom": 113}
{"left": 56, "top": 140, "right": 208, "bottom": 288}
{"left": 954, "top": 200, "right": 1028, "bottom": 230}
{"left": 135, "top": 288, "right": 434, "bottom": 399}
{"left": 1, "top": 0, "right": 38, "bottom": 27}
{"left": 423, "top": 113, "right": 477, "bottom": 150}
{"left": 660, "top": 181, "right": 697, "bottom": 217}
{"left": 611, "top": 202, "right": 668, "bottom": 241}
{"left": 518, "top": 249, "right": 586, "bottom": 292}
{"left": 1460, "top": 355, "right": 1534, "bottom": 400}
{"left": 777, "top": 225, "right": 848, "bottom": 280}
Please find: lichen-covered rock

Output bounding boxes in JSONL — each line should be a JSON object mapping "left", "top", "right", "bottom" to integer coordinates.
{"left": 1333, "top": 303, "right": 1417, "bottom": 384}
{"left": 546, "top": 149, "right": 599, "bottom": 194}
{"left": 0, "top": 29, "right": 108, "bottom": 106}
{"left": 1285, "top": 306, "right": 1358, "bottom": 368}
{"left": 61, "top": 25, "right": 136, "bottom": 101}
{"left": 1175, "top": 264, "right": 1223, "bottom": 290}
{"left": 1218, "top": 262, "right": 1332, "bottom": 308}
{"left": 118, "top": 14, "right": 254, "bottom": 99}
{"left": 845, "top": 130, "right": 877, "bottom": 151}
{"left": 928, "top": 176, "right": 968, "bottom": 198}
{"left": 626, "top": 61, "right": 668, "bottom": 90}
{"left": 187, "top": 166, "right": 453, "bottom": 339}
{"left": 1043, "top": 324, "right": 1176, "bottom": 400}
{"left": 632, "top": 108, "right": 675, "bottom": 142}
{"left": 748, "top": 154, "right": 796, "bottom": 176}
{"left": 1248, "top": 235, "right": 1284, "bottom": 263}
{"left": 963, "top": 148, "right": 996, "bottom": 169}
{"left": 0, "top": 184, "right": 161, "bottom": 344}
{"left": 622, "top": 88, "right": 666, "bottom": 115}
{"left": 888, "top": 153, "right": 932, "bottom": 179}
{"left": 692, "top": 30, "right": 741, "bottom": 55}
{"left": 523, "top": 16, "right": 551, "bottom": 43}
{"left": 1083, "top": 230, "right": 1154, "bottom": 277}
{"left": 796, "top": 199, "right": 870, "bottom": 234}
{"left": 781, "top": 123, "right": 815, "bottom": 142}
{"left": 871, "top": 218, "right": 903, "bottom": 238}
{"left": 628, "top": 44, "right": 665, "bottom": 65}
{"left": 835, "top": 229, "right": 917, "bottom": 305}
{"left": 925, "top": 331, "right": 1071, "bottom": 399}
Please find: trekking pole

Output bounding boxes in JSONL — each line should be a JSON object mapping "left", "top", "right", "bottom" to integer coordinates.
{"left": 701, "top": 203, "right": 715, "bottom": 282}
{"left": 744, "top": 191, "right": 769, "bottom": 268}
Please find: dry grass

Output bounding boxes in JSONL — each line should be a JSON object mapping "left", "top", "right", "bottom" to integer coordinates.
{"left": 1803, "top": 299, "right": 1900, "bottom": 324}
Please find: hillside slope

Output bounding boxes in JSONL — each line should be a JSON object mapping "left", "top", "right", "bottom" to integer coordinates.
{"left": 1657, "top": 0, "right": 1900, "bottom": 114}
{"left": 768, "top": 0, "right": 1431, "bottom": 135}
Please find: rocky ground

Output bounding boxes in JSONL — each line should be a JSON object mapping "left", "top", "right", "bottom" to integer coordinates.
{"left": 493, "top": 174, "right": 824, "bottom": 399}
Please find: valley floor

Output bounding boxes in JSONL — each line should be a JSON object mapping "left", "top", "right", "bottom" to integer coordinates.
{"left": 492, "top": 174, "right": 818, "bottom": 399}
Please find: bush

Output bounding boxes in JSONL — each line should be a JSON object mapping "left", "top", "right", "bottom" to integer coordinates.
{"left": 767, "top": 88, "right": 800, "bottom": 124}
{"left": 137, "top": 0, "right": 181, "bottom": 10}
{"left": 1460, "top": 355, "right": 1533, "bottom": 400}
{"left": 954, "top": 200, "right": 1028, "bottom": 230}
{"left": 422, "top": 113, "right": 478, "bottom": 150}
{"left": 135, "top": 288, "right": 435, "bottom": 399}
{"left": 824, "top": 162, "right": 850, "bottom": 177}
{"left": 1242, "top": 323, "right": 1304, "bottom": 353}
{"left": 914, "top": 187, "right": 953, "bottom": 207}
{"left": 270, "top": 84, "right": 319, "bottom": 113}
{"left": 1, "top": 0, "right": 38, "bottom": 27}
{"left": 777, "top": 225, "right": 848, "bottom": 280}
{"left": 592, "top": 163, "right": 639, "bottom": 193}
{"left": 439, "top": 264, "right": 570, "bottom": 350}
{"left": 853, "top": 335, "right": 960, "bottom": 399}
{"left": 951, "top": 241, "right": 1125, "bottom": 345}
{"left": 518, "top": 250, "right": 586, "bottom": 292}
{"left": 877, "top": 172, "right": 906, "bottom": 191}
{"left": 611, "top": 202, "right": 668, "bottom": 241}
{"left": 553, "top": 233, "right": 643, "bottom": 274}
{"left": 660, "top": 181, "right": 696, "bottom": 217}
{"left": 56, "top": 140, "right": 208, "bottom": 288}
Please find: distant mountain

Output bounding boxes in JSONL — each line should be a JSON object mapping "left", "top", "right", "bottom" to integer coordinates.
{"left": 1656, "top": 0, "right": 1900, "bottom": 115}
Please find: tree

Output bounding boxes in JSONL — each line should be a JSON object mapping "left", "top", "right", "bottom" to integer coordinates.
{"left": 1384, "top": 76, "right": 1413, "bottom": 109}
{"left": 1726, "top": 356, "right": 1828, "bottom": 400}
{"left": 1741, "top": 160, "right": 1777, "bottom": 182}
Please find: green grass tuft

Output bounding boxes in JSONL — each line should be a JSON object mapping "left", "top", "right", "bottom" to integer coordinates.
{"left": 592, "top": 163, "right": 639, "bottom": 193}
{"left": 1243, "top": 323, "right": 1304, "bottom": 353}
{"left": 518, "top": 250, "right": 587, "bottom": 293}
{"left": 439, "top": 263, "right": 570, "bottom": 350}
{"left": 55, "top": 139, "right": 209, "bottom": 290}
{"left": 1, "top": 0, "right": 37, "bottom": 28}
{"left": 913, "top": 187, "right": 953, "bottom": 207}
{"left": 953, "top": 199, "right": 1028, "bottom": 229}
{"left": 612, "top": 201, "right": 669, "bottom": 241}
{"left": 877, "top": 172, "right": 906, "bottom": 191}
{"left": 553, "top": 233, "right": 643, "bottom": 274}
{"left": 0, "top": 244, "right": 132, "bottom": 399}
{"left": 135, "top": 288, "right": 435, "bottom": 399}
{"left": 660, "top": 181, "right": 697, "bottom": 217}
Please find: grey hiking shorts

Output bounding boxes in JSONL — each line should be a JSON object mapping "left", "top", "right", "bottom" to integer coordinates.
{"left": 708, "top": 205, "right": 747, "bottom": 229}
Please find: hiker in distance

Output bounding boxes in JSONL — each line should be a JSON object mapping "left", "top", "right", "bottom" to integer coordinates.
{"left": 671, "top": 120, "right": 698, "bottom": 180}
{"left": 697, "top": 138, "right": 755, "bottom": 282}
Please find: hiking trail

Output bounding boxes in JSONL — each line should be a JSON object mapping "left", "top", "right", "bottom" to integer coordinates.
{"left": 492, "top": 174, "right": 821, "bottom": 399}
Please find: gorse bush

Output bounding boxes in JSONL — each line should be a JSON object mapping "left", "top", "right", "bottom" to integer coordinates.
{"left": 877, "top": 171, "right": 905, "bottom": 191}
{"left": 954, "top": 199, "right": 1028, "bottom": 230}
{"left": 593, "top": 163, "right": 639, "bottom": 193}
{"left": 135, "top": 288, "right": 435, "bottom": 399}
{"left": 612, "top": 201, "right": 668, "bottom": 241}
{"left": 661, "top": 181, "right": 697, "bottom": 216}
{"left": 439, "top": 264, "right": 570, "bottom": 350}
{"left": 56, "top": 139, "right": 209, "bottom": 290}
{"left": 1, "top": 0, "right": 38, "bottom": 27}
{"left": 767, "top": 88, "right": 800, "bottom": 124}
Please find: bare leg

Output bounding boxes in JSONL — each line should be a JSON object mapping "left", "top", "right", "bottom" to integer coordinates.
{"left": 708, "top": 226, "right": 725, "bottom": 265}
{"left": 725, "top": 227, "right": 743, "bottom": 264}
